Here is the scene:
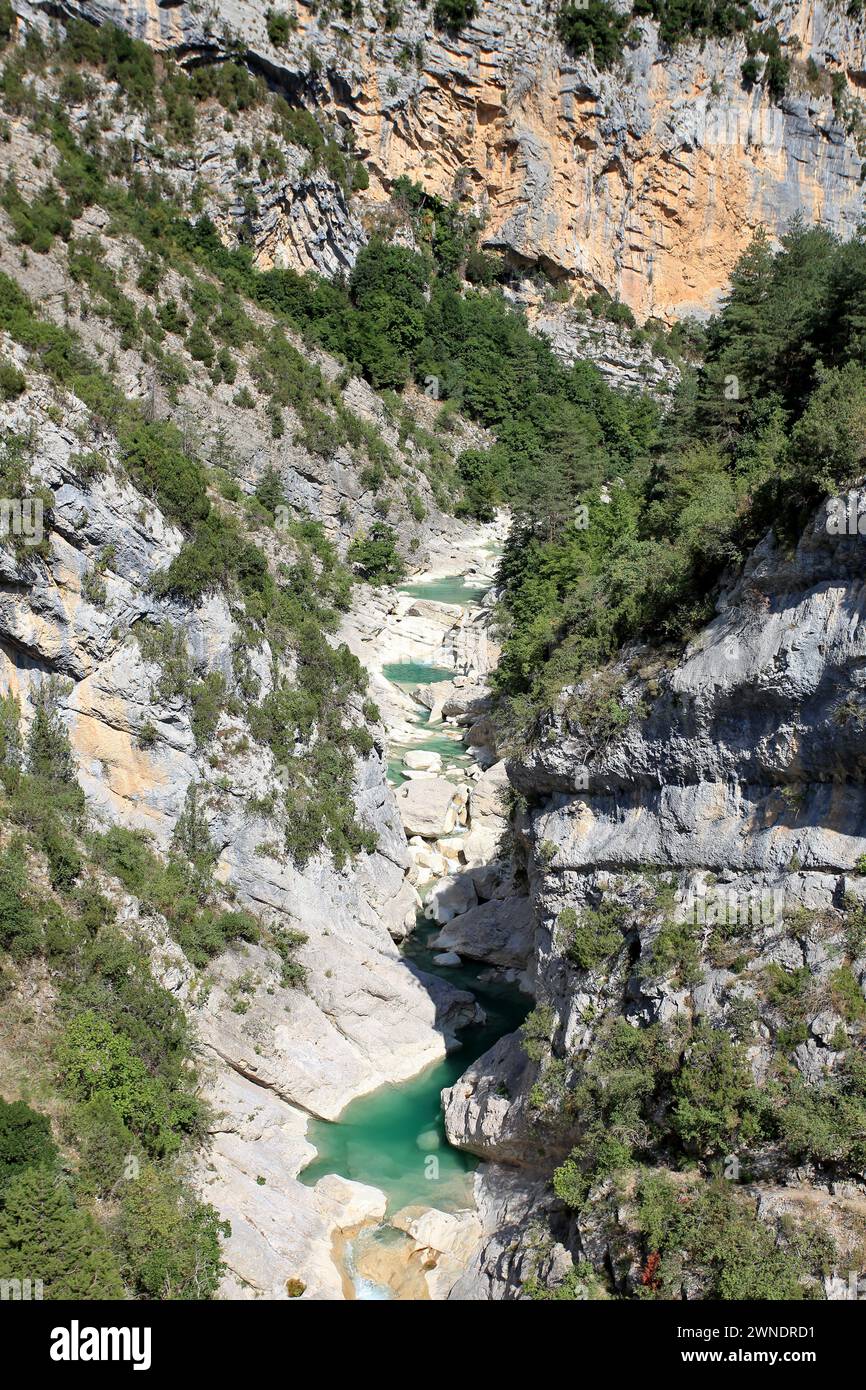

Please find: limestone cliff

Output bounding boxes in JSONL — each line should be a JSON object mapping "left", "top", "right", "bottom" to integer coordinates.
{"left": 443, "top": 493, "right": 866, "bottom": 1297}
{"left": 28, "top": 0, "right": 866, "bottom": 320}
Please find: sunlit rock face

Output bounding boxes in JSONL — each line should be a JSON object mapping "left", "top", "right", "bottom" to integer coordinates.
{"left": 39, "top": 0, "right": 866, "bottom": 319}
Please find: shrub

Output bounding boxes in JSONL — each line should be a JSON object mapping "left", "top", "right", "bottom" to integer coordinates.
{"left": 266, "top": 8, "right": 296, "bottom": 47}
{"left": 560, "top": 902, "right": 623, "bottom": 971}
{"left": 671, "top": 1024, "right": 762, "bottom": 1156}
{"left": 0, "top": 1099, "right": 57, "bottom": 1193}
{"left": 347, "top": 523, "right": 405, "bottom": 584}
{"left": 556, "top": 1, "right": 628, "bottom": 69}
{"left": 118, "top": 1165, "right": 228, "bottom": 1299}
{"left": 635, "top": 1172, "right": 813, "bottom": 1301}
{"left": 0, "top": 841, "right": 44, "bottom": 956}
{"left": 433, "top": 0, "right": 478, "bottom": 32}
{"left": 642, "top": 917, "right": 702, "bottom": 988}
{"left": 0, "top": 356, "right": 24, "bottom": 399}
{"left": 552, "top": 1020, "right": 676, "bottom": 1209}
{"left": 26, "top": 680, "right": 78, "bottom": 788}
{"left": 56, "top": 1010, "right": 192, "bottom": 1157}
{"left": 0, "top": 1166, "right": 125, "bottom": 1299}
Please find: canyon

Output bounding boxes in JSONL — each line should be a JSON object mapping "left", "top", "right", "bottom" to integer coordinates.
{"left": 0, "top": 0, "right": 865, "bottom": 1308}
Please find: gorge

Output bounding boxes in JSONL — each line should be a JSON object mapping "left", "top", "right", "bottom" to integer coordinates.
{"left": 0, "top": 0, "right": 865, "bottom": 1317}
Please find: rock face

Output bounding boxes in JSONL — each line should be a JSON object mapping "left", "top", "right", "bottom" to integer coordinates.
{"left": 38, "top": 0, "right": 866, "bottom": 320}
{"left": 0, "top": 359, "right": 480, "bottom": 1298}
{"left": 442, "top": 490, "right": 866, "bottom": 1297}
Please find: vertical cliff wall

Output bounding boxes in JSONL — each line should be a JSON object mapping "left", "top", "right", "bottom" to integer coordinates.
{"left": 31, "top": 0, "right": 866, "bottom": 319}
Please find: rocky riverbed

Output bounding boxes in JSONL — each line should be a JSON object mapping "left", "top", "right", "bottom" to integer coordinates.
{"left": 293, "top": 516, "right": 538, "bottom": 1299}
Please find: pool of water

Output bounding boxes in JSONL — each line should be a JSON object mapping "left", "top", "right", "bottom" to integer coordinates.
{"left": 387, "top": 727, "right": 468, "bottom": 786}
{"left": 402, "top": 575, "right": 491, "bottom": 607}
{"left": 299, "top": 920, "right": 528, "bottom": 1215}
{"left": 382, "top": 661, "right": 455, "bottom": 689}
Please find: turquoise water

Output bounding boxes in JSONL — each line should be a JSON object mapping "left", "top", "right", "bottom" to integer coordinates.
{"left": 402, "top": 575, "right": 490, "bottom": 607}
{"left": 299, "top": 920, "right": 528, "bottom": 1214}
{"left": 298, "top": 549, "right": 526, "bottom": 1234}
{"left": 382, "top": 660, "right": 455, "bottom": 688}
{"left": 387, "top": 727, "right": 468, "bottom": 787}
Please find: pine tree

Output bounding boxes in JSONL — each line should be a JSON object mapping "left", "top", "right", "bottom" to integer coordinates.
{"left": 25, "top": 679, "right": 77, "bottom": 785}
{"left": 0, "top": 1099, "right": 56, "bottom": 1192}
{"left": 0, "top": 1167, "right": 125, "bottom": 1299}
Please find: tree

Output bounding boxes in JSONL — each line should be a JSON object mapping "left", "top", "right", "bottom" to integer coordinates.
{"left": 347, "top": 523, "right": 405, "bottom": 584}
{"left": 556, "top": 1, "right": 628, "bottom": 69}
{"left": 788, "top": 362, "right": 866, "bottom": 495}
{"left": 0, "top": 1167, "right": 125, "bottom": 1299}
{"left": 672, "top": 1025, "right": 761, "bottom": 1155}
{"left": 0, "top": 1099, "right": 56, "bottom": 1193}
{"left": 118, "top": 1166, "right": 228, "bottom": 1300}
{"left": 433, "top": 0, "right": 478, "bottom": 34}
{"left": 26, "top": 679, "right": 77, "bottom": 786}
{"left": 457, "top": 448, "right": 500, "bottom": 521}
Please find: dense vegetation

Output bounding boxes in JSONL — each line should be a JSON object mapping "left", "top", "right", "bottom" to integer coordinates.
{"left": 492, "top": 220, "right": 866, "bottom": 739}
{"left": 0, "top": 689, "right": 235, "bottom": 1298}
{"left": 556, "top": 0, "right": 794, "bottom": 100}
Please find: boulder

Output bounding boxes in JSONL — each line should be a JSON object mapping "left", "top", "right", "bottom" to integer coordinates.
{"left": 313, "top": 1174, "right": 388, "bottom": 1228}
{"left": 395, "top": 777, "right": 461, "bottom": 838}
{"left": 470, "top": 760, "right": 510, "bottom": 826}
{"left": 403, "top": 749, "right": 443, "bottom": 772}
{"left": 410, "top": 842, "right": 447, "bottom": 876}
{"left": 431, "top": 895, "right": 533, "bottom": 969}
{"left": 428, "top": 872, "right": 479, "bottom": 924}
{"left": 436, "top": 836, "right": 465, "bottom": 861}
{"left": 433, "top": 951, "right": 462, "bottom": 966}
{"left": 460, "top": 824, "right": 501, "bottom": 866}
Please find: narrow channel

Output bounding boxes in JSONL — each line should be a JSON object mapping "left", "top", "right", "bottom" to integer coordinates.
{"left": 298, "top": 554, "right": 529, "bottom": 1298}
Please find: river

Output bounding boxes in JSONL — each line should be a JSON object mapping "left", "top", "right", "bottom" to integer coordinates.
{"left": 298, "top": 553, "right": 528, "bottom": 1298}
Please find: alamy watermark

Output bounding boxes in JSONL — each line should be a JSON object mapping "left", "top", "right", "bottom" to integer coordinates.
{"left": 0, "top": 497, "right": 43, "bottom": 547}
{"left": 826, "top": 492, "right": 866, "bottom": 536}
{"left": 687, "top": 885, "right": 785, "bottom": 928}
{"left": 0, "top": 1276, "right": 43, "bottom": 1300}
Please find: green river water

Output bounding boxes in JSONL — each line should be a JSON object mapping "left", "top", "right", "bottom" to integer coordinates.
{"left": 298, "top": 563, "right": 526, "bottom": 1297}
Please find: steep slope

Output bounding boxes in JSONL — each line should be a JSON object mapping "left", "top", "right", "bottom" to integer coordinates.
{"left": 443, "top": 493, "right": 866, "bottom": 1298}
{"left": 27, "top": 0, "right": 866, "bottom": 319}
{"left": 0, "top": 16, "right": 503, "bottom": 1299}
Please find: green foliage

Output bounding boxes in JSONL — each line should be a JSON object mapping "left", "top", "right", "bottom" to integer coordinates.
{"left": 521, "top": 1004, "right": 555, "bottom": 1063}
{"left": 671, "top": 1023, "right": 763, "bottom": 1155}
{"left": 775, "top": 1051, "right": 866, "bottom": 1175}
{"left": 26, "top": 679, "right": 78, "bottom": 788}
{"left": 0, "top": 1166, "right": 125, "bottom": 1299}
{"left": 2, "top": 176, "right": 72, "bottom": 253}
{"left": 642, "top": 917, "right": 702, "bottom": 988}
{"left": 56, "top": 1009, "right": 197, "bottom": 1158}
{"left": 0, "top": 355, "right": 24, "bottom": 398}
{"left": 117, "top": 1164, "right": 228, "bottom": 1299}
{"left": 559, "top": 902, "right": 623, "bottom": 971}
{"left": 433, "top": 0, "right": 478, "bottom": 32}
{"left": 0, "top": 1099, "right": 56, "bottom": 1193}
{"left": 635, "top": 1172, "right": 815, "bottom": 1300}
{"left": 493, "top": 217, "right": 866, "bottom": 733}
{"left": 62, "top": 20, "right": 156, "bottom": 108}
{"left": 69, "top": 1096, "right": 140, "bottom": 1199}
{"left": 90, "top": 824, "right": 258, "bottom": 969}
{"left": 0, "top": 0, "right": 15, "bottom": 46}
{"left": 456, "top": 447, "right": 501, "bottom": 521}
{"left": 556, "top": 2, "right": 629, "bottom": 69}
{"left": 552, "top": 1020, "right": 677, "bottom": 1208}
{"left": 266, "top": 8, "right": 296, "bottom": 47}
{"left": 348, "top": 523, "right": 405, "bottom": 584}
